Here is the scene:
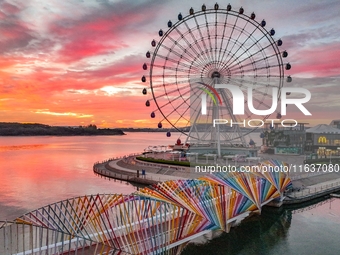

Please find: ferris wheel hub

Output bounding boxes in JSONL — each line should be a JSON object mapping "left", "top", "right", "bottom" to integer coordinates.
{"left": 211, "top": 71, "right": 221, "bottom": 78}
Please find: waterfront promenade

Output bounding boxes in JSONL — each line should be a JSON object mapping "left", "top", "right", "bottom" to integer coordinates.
{"left": 93, "top": 153, "right": 340, "bottom": 205}
{"left": 2, "top": 153, "right": 339, "bottom": 255}
{"left": 93, "top": 153, "right": 204, "bottom": 184}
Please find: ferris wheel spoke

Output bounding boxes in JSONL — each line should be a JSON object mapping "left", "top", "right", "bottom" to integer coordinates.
{"left": 219, "top": 89, "right": 248, "bottom": 145}
{"left": 162, "top": 89, "right": 203, "bottom": 125}
{"left": 153, "top": 53, "right": 200, "bottom": 72}
{"left": 227, "top": 44, "right": 283, "bottom": 73}
{"left": 217, "top": 13, "right": 230, "bottom": 64}
{"left": 160, "top": 85, "right": 202, "bottom": 112}
{"left": 223, "top": 19, "right": 251, "bottom": 69}
{"left": 219, "top": 90, "right": 243, "bottom": 123}
{"left": 153, "top": 85, "right": 190, "bottom": 100}
{"left": 146, "top": 5, "right": 289, "bottom": 146}
{"left": 171, "top": 27, "right": 210, "bottom": 69}
{"left": 192, "top": 14, "right": 214, "bottom": 63}
{"left": 243, "top": 107, "right": 254, "bottom": 120}
{"left": 228, "top": 76, "right": 274, "bottom": 93}
{"left": 217, "top": 13, "right": 240, "bottom": 67}
{"left": 157, "top": 39, "right": 206, "bottom": 72}
{"left": 222, "top": 25, "right": 270, "bottom": 69}
{"left": 225, "top": 78, "right": 279, "bottom": 111}
{"left": 176, "top": 28, "right": 211, "bottom": 67}
{"left": 163, "top": 108, "right": 191, "bottom": 126}
{"left": 224, "top": 24, "right": 261, "bottom": 68}
{"left": 151, "top": 74, "right": 190, "bottom": 80}
{"left": 181, "top": 20, "right": 212, "bottom": 66}
{"left": 231, "top": 63, "right": 282, "bottom": 76}
{"left": 163, "top": 33, "right": 207, "bottom": 70}
{"left": 214, "top": 13, "right": 219, "bottom": 69}
{"left": 154, "top": 44, "right": 201, "bottom": 70}
{"left": 220, "top": 44, "right": 258, "bottom": 75}
{"left": 249, "top": 95, "right": 278, "bottom": 112}
{"left": 151, "top": 63, "right": 197, "bottom": 74}
{"left": 203, "top": 11, "right": 215, "bottom": 63}
{"left": 229, "top": 71, "right": 284, "bottom": 85}
{"left": 155, "top": 76, "right": 202, "bottom": 89}
{"left": 158, "top": 89, "right": 191, "bottom": 111}
{"left": 172, "top": 114, "right": 191, "bottom": 130}
{"left": 228, "top": 76, "right": 282, "bottom": 89}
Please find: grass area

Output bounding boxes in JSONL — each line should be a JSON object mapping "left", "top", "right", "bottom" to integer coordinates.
{"left": 136, "top": 156, "right": 191, "bottom": 167}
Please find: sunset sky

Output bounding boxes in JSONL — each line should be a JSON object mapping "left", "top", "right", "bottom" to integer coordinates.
{"left": 0, "top": 0, "right": 339, "bottom": 128}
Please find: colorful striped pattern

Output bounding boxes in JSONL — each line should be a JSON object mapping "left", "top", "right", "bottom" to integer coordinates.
{"left": 0, "top": 160, "right": 291, "bottom": 255}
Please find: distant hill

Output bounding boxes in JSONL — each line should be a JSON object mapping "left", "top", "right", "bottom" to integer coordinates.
{"left": 0, "top": 122, "right": 125, "bottom": 136}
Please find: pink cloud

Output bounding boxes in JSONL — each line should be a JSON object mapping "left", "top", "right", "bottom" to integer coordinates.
{"left": 48, "top": 2, "right": 159, "bottom": 63}
{"left": 0, "top": 17, "right": 35, "bottom": 53}
{"left": 0, "top": 2, "right": 21, "bottom": 15}
{"left": 290, "top": 42, "right": 340, "bottom": 77}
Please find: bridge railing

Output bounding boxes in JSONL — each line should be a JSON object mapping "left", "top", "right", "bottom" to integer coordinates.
{"left": 0, "top": 220, "right": 124, "bottom": 255}
{"left": 93, "top": 165, "right": 158, "bottom": 183}
{"left": 93, "top": 153, "right": 188, "bottom": 182}
{"left": 287, "top": 181, "right": 340, "bottom": 199}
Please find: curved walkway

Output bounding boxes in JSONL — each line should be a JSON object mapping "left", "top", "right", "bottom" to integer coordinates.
{"left": 109, "top": 159, "right": 186, "bottom": 182}
{"left": 93, "top": 156, "right": 196, "bottom": 185}
{"left": 95, "top": 154, "right": 340, "bottom": 205}
{"left": 104, "top": 154, "right": 207, "bottom": 181}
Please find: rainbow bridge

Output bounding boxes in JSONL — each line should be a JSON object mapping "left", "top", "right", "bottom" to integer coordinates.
{"left": 0, "top": 160, "right": 291, "bottom": 255}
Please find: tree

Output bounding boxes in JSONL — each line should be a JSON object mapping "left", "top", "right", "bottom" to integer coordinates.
{"left": 87, "top": 124, "right": 97, "bottom": 130}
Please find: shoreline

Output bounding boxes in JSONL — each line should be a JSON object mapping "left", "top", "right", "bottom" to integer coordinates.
{"left": 0, "top": 122, "right": 125, "bottom": 136}
{"left": 0, "top": 133, "right": 126, "bottom": 137}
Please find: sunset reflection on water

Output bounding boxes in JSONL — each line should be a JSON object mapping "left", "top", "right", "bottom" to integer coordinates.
{"left": 0, "top": 133, "right": 172, "bottom": 220}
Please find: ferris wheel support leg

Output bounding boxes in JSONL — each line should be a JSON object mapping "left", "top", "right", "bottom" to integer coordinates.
{"left": 219, "top": 89, "right": 247, "bottom": 147}
{"left": 213, "top": 78, "right": 222, "bottom": 158}
{"left": 212, "top": 94, "right": 221, "bottom": 158}
{"left": 217, "top": 124, "right": 221, "bottom": 158}
{"left": 216, "top": 105, "right": 221, "bottom": 158}
{"left": 186, "top": 106, "right": 203, "bottom": 145}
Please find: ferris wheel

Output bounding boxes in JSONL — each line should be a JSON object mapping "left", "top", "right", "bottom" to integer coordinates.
{"left": 141, "top": 3, "right": 292, "bottom": 155}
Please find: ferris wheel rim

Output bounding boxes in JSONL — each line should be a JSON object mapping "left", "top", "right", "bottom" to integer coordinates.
{"left": 143, "top": 4, "right": 290, "bottom": 141}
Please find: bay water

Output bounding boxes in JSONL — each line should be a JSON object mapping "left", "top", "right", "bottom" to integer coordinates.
{"left": 0, "top": 132, "right": 339, "bottom": 254}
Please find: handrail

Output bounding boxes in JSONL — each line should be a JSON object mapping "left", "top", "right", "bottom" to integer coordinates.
{"left": 286, "top": 181, "right": 340, "bottom": 199}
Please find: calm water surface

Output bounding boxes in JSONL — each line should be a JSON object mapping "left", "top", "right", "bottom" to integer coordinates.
{"left": 182, "top": 198, "right": 340, "bottom": 255}
{"left": 0, "top": 132, "right": 173, "bottom": 219}
{"left": 0, "top": 133, "right": 339, "bottom": 254}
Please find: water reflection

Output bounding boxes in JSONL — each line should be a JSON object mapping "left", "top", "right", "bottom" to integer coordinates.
{"left": 182, "top": 197, "right": 340, "bottom": 255}
{"left": 1, "top": 134, "right": 339, "bottom": 254}
{"left": 182, "top": 207, "right": 292, "bottom": 255}
{"left": 0, "top": 133, "right": 172, "bottom": 220}
{"left": 0, "top": 144, "right": 47, "bottom": 151}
